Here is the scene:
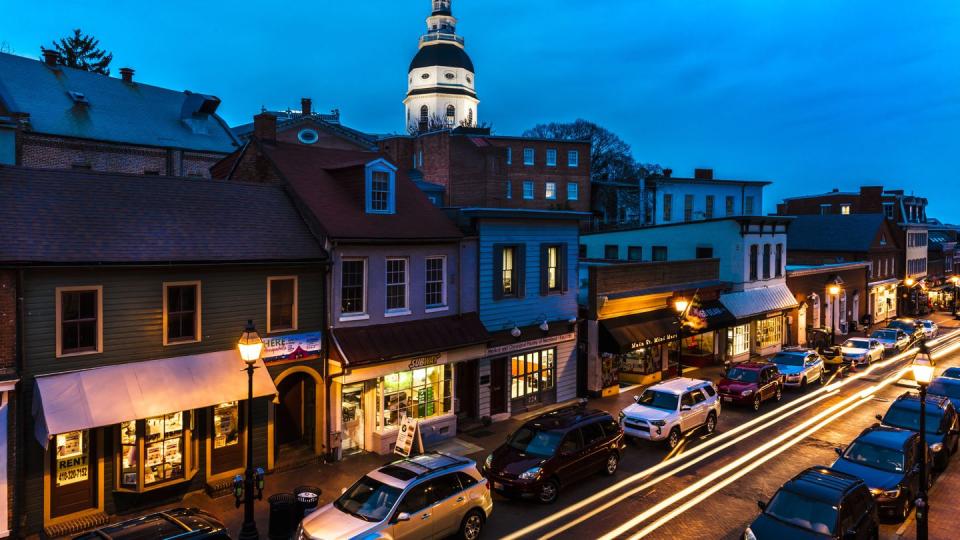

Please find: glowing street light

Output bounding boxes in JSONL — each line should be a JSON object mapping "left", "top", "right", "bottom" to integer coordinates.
{"left": 236, "top": 320, "right": 264, "bottom": 539}
{"left": 827, "top": 282, "right": 843, "bottom": 346}
{"left": 673, "top": 298, "right": 690, "bottom": 378}
{"left": 913, "top": 348, "right": 934, "bottom": 540}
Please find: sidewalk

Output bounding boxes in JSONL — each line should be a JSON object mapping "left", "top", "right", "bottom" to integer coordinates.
{"left": 886, "top": 443, "right": 960, "bottom": 540}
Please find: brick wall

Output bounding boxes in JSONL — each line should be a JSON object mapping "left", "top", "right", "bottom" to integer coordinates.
{"left": 0, "top": 270, "right": 14, "bottom": 372}
{"left": 592, "top": 259, "right": 720, "bottom": 299}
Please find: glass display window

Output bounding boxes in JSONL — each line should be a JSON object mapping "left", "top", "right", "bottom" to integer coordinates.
{"left": 682, "top": 332, "right": 715, "bottom": 357}
{"left": 213, "top": 402, "right": 239, "bottom": 450}
{"left": 378, "top": 365, "right": 453, "bottom": 429}
{"left": 55, "top": 430, "right": 89, "bottom": 486}
{"left": 755, "top": 316, "right": 784, "bottom": 349}
{"left": 727, "top": 324, "right": 750, "bottom": 357}
{"left": 510, "top": 348, "right": 556, "bottom": 399}
{"left": 117, "top": 411, "right": 191, "bottom": 491}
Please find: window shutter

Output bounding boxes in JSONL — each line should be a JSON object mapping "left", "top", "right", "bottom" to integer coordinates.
{"left": 560, "top": 243, "right": 569, "bottom": 293}
{"left": 492, "top": 245, "right": 504, "bottom": 300}
{"left": 516, "top": 244, "right": 526, "bottom": 298}
{"left": 539, "top": 244, "right": 549, "bottom": 296}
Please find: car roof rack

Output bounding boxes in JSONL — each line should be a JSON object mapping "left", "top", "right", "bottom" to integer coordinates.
{"left": 384, "top": 452, "right": 471, "bottom": 480}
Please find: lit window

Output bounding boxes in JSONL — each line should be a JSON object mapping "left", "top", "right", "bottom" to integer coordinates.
{"left": 567, "top": 182, "right": 579, "bottom": 201}
{"left": 546, "top": 149, "right": 557, "bottom": 167}
{"left": 545, "top": 182, "right": 557, "bottom": 200}
{"left": 545, "top": 245, "right": 562, "bottom": 292}
{"left": 523, "top": 181, "right": 534, "bottom": 200}
{"left": 502, "top": 247, "right": 516, "bottom": 296}
{"left": 567, "top": 150, "right": 579, "bottom": 167}
{"left": 523, "top": 148, "right": 534, "bottom": 166}
{"left": 379, "top": 365, "right": 452, "bottom": 428}
{"left": 425, "top": 256, "right": 446, "bottom": 308}
{"left": 119, "top": 411, "right": 190, "bottom": 490}
{"left": 511, "top": 349, "right": 555, "bottom": 399}
{"left": 386, "top": 258, "right": 408, "bottom": 312}
{"left": 841, "top": 204, "right": 851, "bottom": 215}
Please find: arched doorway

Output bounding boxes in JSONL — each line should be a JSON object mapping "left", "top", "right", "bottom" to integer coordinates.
{"left": 273, "top": 367, "right": 324, "bottom": 467}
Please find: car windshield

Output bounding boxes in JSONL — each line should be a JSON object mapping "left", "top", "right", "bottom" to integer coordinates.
{"left": 842, "top": 440, "right": 905, "bottom": 473}
{"left": 334, "top": 475, "right": 402, "bottom": 522}
{"left": 725, "top": 367, "right": 759, "bottom": 383}
{"left": 773, "top": 354, "right": 805, "bottom": 367}
{"left": 883, "top": 405, "right": 944, "bottom": 434}
{"left": 929, "top": 381, "right": 960, "bottom": 400}
{"left": 923, "top": 321, "right": 934, "bottom": 328}
{"left": 888, "top": 322, "right": 912, "bottom": 331}
{"left": 636, "top": 389, "right": 680, "bottom": 411}
{"left": 871, "top": 330, "right": 895, "bottom": 340}
{"left": 507, "top": 427, "right": 563, "bottom": 457}
{"left": 943, "top": 367, "right": 960, "bottom": 379}
{"left": 843, "top": 339, "right": 870, "bottom": 349}
{"left": 765, "top": 489, "right": 837, "bottom": 536}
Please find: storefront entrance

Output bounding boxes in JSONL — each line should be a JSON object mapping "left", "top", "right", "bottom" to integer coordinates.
{"left": 455, "top": 361, "right": 479, "bottom": 425}
{"left": 340, "top": 383, "right": 364, "bottom": 455}
{"left": 276, "top": 372, "right": 315, "bottom": 452}
{"left": 50, "top": 430, "right": 96, "bottom": 519}
{"left": 490, "top": 358, "right": 507, "bottom": 415}
{"left": 509, "top": 348, "right": 557, "bottom": 413}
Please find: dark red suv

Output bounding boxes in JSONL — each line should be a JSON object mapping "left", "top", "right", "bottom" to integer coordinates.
{"left": 481, "top": 405, "right": 624, "bottom": 504}
{"left": 717, "top": 362, "right": 782, "bottom": 411}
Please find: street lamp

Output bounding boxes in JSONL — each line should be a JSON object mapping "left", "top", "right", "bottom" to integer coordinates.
{"left": 827, "top": 283, "right": 842, "bottom": 346}
{"left": 912, "top": 351, "right": 934, "bottom": 540}
{"left": 674, "top": 298, "right": 690, "bottom": 378}
{"left": 950, "top": 276, "right": 960, "bottom": 319}
{"left": 237, "top": 320, "right": 264, "bottom": 540}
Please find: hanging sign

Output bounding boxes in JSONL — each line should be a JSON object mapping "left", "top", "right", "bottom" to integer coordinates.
{"left": 262, "top": 331, "right": 322, "bottom": 363}
{"left": 394, "top": 416, "right": 423, "bottom": 457}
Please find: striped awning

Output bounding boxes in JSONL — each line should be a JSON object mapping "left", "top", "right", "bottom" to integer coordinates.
{"left": 720, "top": 284, "right": 799, "bottom": 320}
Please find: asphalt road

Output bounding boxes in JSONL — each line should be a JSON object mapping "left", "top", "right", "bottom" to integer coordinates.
{"left": 482, "top": 331, "right": 960, "bottom": 540}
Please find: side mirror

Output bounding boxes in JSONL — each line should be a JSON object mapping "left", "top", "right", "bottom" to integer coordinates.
{"left": 757, "top": 500, "right": 767, "bottom": 511}
{"left": 395, "top": 512, "right": 411, "bottom": 523}
{"left": 834, "top": 447, "right": 843, "bottom": 457}
{"left": 633, "top": 395, "right": 641, "bottom": 404}
{"left": 681, "top": 405, "right": 692, "bottom": 411}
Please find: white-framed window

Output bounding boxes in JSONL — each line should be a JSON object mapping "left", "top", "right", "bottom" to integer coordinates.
{"left": 523, "top": 148, "right": 534, "bottom": 166}
{"left": 567, "top": 150, "right": 579, "bottom": 167}
{"left": 340, "top": 258, "right": 367, "bottom": 317}
{"left": 545, "top": 182, "right": 557, "bottom": 200}
{"left": 726, "top": 323, "right": 750, "bottom": 357}
{"left": 425, "top": 256, "right": 447, "bottom": 309}
{"left": 745, "top": 196, "right": 755, "bottom": 215}
{"left": 546, "top": 149, "right": 557, "bottom": 167}
{"left": 567, "top": 182, "right": 579, "bottom": 201}
{"left": 56, "top": 285, "right": 103, "bottom": 357}
{"left": 523, "top": 181, "right": 534, "bottom": 200}
{"left": 267, "top": 276, "right": 298, "bottom": 333}
{"left": 386, "top": 257, "right": 409, "bottom": 314}
{"left": 365, "top": 159, "right": 398, "bottom": 214}
{"left": 506, "top": 147, "right": 512, "bottom": 165}
{"left": 163, "top": 281, "right": 201, "bottom": 345}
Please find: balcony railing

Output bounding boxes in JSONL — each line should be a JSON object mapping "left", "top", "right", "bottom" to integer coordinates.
{"left": 420, "top": 33, "right": 465, "bottom": 46}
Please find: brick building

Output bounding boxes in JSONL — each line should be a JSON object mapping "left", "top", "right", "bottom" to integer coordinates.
{"left": 378, "top": 127, "right": 591, "bottom": 211}
{"left": 785, "top": 262, "right": 871, "bottom": 346}
{"left": 0, "top": 51, "right": 239, "bottom": 176}
{"left": 231, "top": 98, "right": 377, "bottom": 152}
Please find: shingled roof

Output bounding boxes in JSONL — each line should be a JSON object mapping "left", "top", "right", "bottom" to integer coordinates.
{"left": 786, "top": 213, "right": 889, "bottom": 253}
{"left": 0, "top": 52, "right": 239, "bottom": 153}
{"left": 0, "top": 166, "right": 326, "bottom": 264}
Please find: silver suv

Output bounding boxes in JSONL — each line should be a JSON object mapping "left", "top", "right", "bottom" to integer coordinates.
{"left": 296, "top": 453, "right": 492, "bottom": 540}
{"left": 619, "top": 377, "right": 721, "bottom": 449}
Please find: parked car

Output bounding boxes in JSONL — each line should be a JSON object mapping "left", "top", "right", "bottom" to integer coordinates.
{"left": 929, "top": 376, "right": 960, "bottom": 410}
{"left": 483, "top": 405, "right": 624, "bottom": 504}
{"left": 818, "top": 345, "right": 853, "bottom": 376}
{"left": 919, "top": 319, "right": 939, "bottom": 339}
{"left": 941, "top": 366, "right": 960, "bottom": 380}
{"left": 878, "top": 392, "right": 960, "bottom": 471}
{"left": 744, "top": 466, "right": 878, "bottom": 539}
{"left": 770, "top": 349, "right": 825, "bottom": 390}
{"left": 830, "top": 426, "right": 925, "bottom": 521}
{"left": 74, "top": 508, "right": 229, "bottom": 540}
{"left": 870, "top": 329, "right": 910, "bottom": 353}
{"left": 297, "top": 453, "right": 492, "bottom": 540}
{"left": 619, "top": 377, "right": 721, "bottom": 449}
{"left": 886, "top": 319, "right": 924, "bottom": 342}
{"left": 840, "top": 337, "right": 885, "bottom": 367}
{"left": 717, "top": 362, "right": 782, "bottom": 411}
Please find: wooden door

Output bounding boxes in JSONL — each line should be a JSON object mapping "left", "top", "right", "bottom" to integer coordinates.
{"left": 490, "top": 358, "right": 507, "bottom": 415}
{"left": 455, "top": 361, "right": 479, "bottom": 421}
{"left": 276, "top": 376, "right": 305, "bottom": 445}
{"left": 50, "top": 430, "right": 96, "bottom": 519}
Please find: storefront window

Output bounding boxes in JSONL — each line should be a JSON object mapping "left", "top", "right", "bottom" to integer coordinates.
{"left": 755, "top": 317, "right": 784, "bottom": 349}
{"left": 213, "top": 402, "right": 240, "bottom": 449}
{"left": 118, "top": 411, "right": 189, "bottom": 489}
{"left": 55, "top": 430, "right": 89, "bottom": 487}
{"left": 727, "top": 324, "right": 750, "bottom": 357}
{"left": 682, "top": 332, "right": 715, "bottom": 357}
{"left": 511, "top": 349, "right": 555, "bottom": 399}
{"left": 617, "top": 347, "right": 658, "bottom": 376}
{"left": 379, "top": 365, "right": 452, "bottom": 428}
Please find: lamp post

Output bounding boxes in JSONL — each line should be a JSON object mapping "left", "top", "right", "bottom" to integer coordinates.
{"left": 827, "top": 284, "right": 842, "bottom": 346}
{"left": 905, "top": 277, "right": 916, "bottom": 317}
{"left": 237, "top": 320, "right": 264, "bottom": 540}
{"left": 912, "top": 351, "right": 934, "bottom": 540}
{"left": 951, "top": 276, "right": 959, "bottom": 320}
{"left": 674, "top": 298, "right": 690, "bottom": 378}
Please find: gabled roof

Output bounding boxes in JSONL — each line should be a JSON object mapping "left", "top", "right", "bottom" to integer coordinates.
{"left": 0, "top": 166, "right": 326, "bottom": 264}
{"left": 786, "top": 214, "right": 890, "bottom": 253}
{"left": 244, "top": 142, "right": 463, "bottom": 241}
{"left": 232, "top": 110, "right": 377, "bottom": 150}
{"left": 0, "top": 52, "right": 239, "bottom": 153}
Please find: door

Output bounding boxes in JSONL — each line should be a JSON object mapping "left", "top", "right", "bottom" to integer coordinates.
{"left": 428, "top": 473, "right": 469, "bottom": 538}
{"left": 490, "top": 358, "right": 507, "bottom": 415}
{"left": 679, "top": 392, "right": 701, "bottom": 432}
{"left": 50, "top": 430, "right": 97, "bottom": 519}
{"left": 555, "top": 429, "right": 587, "bottom": 484}
{"left": 276, "top": 375, "right": 305, "bottom": 445}
{"left": 455, "top": 361, "right": 479, "bottom": 423}
{"left": 579, "top": 421, "right": 608, "bottom": 473}
{"left": 341, "top": 383, "right": 365, "bottom": 454}
{"left": 391, "top": 481, "right": 437, "bottom": 540}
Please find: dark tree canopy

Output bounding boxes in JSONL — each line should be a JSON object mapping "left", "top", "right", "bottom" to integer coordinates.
{"left": 523, "top": 119, "right": 660, "bottom": 183}
{"left": 41, "top": 29, "right": 113, "bottom": 75}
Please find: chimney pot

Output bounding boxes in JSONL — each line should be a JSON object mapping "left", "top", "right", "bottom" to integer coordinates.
{"left": 694, "top": 168, "right": 714, "bottom": 180}
{"left": 253, "top": 112, "right": 277, "bottom": 142}
{"left": 663, "top": 168, "right": 672, "bottom": 178}
{"left": 301, "top": 98, "right": 312, "bottom": 116}
{"left": 119, "top": 67, "right": 134, "bottom": 83}
{"left": 42, "top": 49, "right": 59, "bottom": 66}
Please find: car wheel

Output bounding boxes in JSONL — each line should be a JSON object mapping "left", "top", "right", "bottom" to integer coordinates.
{"left": 752, "top": 395, "right": 761, "bottom": 411}
{"left": 899, "top": 495, "right": 911, "bottom": 522}
{"left": 800, "top": 377, "right": 807, "bottom": 391}
{"left": 775, "top": 385, "right": 783, "bottom": 402}
{"left": 603, "top": 453, "right": 619, "bottom": 476}
{"left": 818, "top": 371, "right": 826, "bottom": 385}
{"left": 666, "top": 427, "right": 681, "bottom": 449}
{"left": 538, "top": 478, "right": 560, "bottom": 504}
{"left": 458, "top": 509, "right": 485, "bottom": 540}
{"left": 705, "top": 412, "right": 717, "bottom": 434}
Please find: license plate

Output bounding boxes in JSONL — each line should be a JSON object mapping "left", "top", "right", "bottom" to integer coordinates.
{"left": 493, "top": 482, "right": 503, "bottom": 490}
{"left": 723, "top": 396, "right": 732, "bottom": 402}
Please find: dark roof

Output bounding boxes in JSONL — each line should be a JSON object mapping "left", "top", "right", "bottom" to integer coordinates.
{"left": 232, "top": 111, "right": 377, "bottom": 150}
{"left": 786, "top": 214, "right": 888, "bottom": 252}
{"left": 856, "top": 425, "right": 915, "bottom": 450}
{"left": 331, "top": 313, "right": 489, "bottom": 366}
{"left": 409, "top": 43, "right": 475, "bottom": 72}
{"left": 784, "top": 467, "right": 864, "bottom": 502}
{"left": 0, "top": 166, "right": 326, "bottom": 264}
{"left": 256, "top": 142, "right": 463, "bottom": 241}
{"left": 527, "top": 407, "right": 611, "bottom": 431}
{"left": 0, "top": 52, "right": 239, "bottom": 153}
{"left": 407, "top": 86, "right": 477, "bottom": 99}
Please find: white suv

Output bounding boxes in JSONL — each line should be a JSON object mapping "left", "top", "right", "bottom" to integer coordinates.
{"left": 619, "top": 377, "right": 721, "bottom": 449}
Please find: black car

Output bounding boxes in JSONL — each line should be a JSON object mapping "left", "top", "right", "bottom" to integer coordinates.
{"left": 74, "top": 508, "right": 229, "bottom": 540}
{"left": 745, "top": 466, "right": 878, "bottom": 539}
{"left": 878, "top": 392, "right": 960, "bottom": 471}
{"left": 830, "top": 426, "right": 925, "bottom": 521}
{"left": 885, "top": 319, "right": 924, "bottom": 343}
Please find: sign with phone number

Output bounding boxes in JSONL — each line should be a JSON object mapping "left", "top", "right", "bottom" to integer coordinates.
{"left": 57, "top": 455, "right": 89, "bottom": 486}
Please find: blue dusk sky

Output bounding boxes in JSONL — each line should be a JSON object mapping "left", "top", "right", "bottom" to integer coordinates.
{"left": 4, "top": 0, "right": 959, "bottom": 221}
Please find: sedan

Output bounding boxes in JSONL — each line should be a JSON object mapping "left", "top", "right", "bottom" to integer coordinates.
{"left": 919, "top": 319, "right": 939, "bottom": 339}
{"left": 840, "top": 338, "right": 884, "bottom": 367}
{"left": 870, "top": 329, "right": 910, "bottom": 353}
{"left": 887, "top": 319, "right": 924, "bottom": 342}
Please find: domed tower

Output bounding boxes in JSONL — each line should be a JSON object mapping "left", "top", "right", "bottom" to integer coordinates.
{"left": 405, "top": 0, "right": 478, "bottom": 132}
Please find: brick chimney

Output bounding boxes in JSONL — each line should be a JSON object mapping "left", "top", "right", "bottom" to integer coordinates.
{"left": 859, "top": 186, "right": 884, "bottom": 212}
{"left": 694, "top": 168, "right": 714, "bottom": 180}
{"left": 663, "top": 168, "right": 673, "bottom": 178}
{"left": 119, "top": 67, "right": 135, "bottom": 83}
{"left": 253, "top": 112, "right": 277, "bottom": 142}
{"left": 42, "top": 49, "right": 59, "bottom": 66}
{"left": 301, "top": 97, "right": 312, "bottom": 116}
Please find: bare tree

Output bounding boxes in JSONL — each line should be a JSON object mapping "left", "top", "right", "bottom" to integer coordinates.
{"left": 0, "top": 41, "right": 13, "bottom": 54}
{"left": 41, "top": 29, "right": 113, "bottom": 75}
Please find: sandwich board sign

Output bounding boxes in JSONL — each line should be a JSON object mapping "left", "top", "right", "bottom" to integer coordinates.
{"left": 394, "top": 416, "right": 423, "bottom": 457}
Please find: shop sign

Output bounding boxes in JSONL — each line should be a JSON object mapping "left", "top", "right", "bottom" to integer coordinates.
{"left": 262, "top": 331, "right": 322, "bottom": 363}
{"left": 629, "top": 333, "right": 678, "bottom": 351}
{"left": 487, "top": 332, "right": 576, "bottom": 356}
{"left": 56, "top": 454, "right": 89, "bottom": 486}
{"left": 394, "top": 416, "right": 423, "bottom": 457}
{"left": 408, "top": 354, "right": 442, "bottom": 370}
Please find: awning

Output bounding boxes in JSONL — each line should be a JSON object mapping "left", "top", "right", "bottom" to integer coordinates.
{"left": 33, "top": 350, "right": 277, "bottom": 448}
{"left": 599, "top": 308, "right": 678, "bottom": 354}
{"left": 691, "top": 300, "right": 737, "bottom": 332}
{"left": 720, "top": 284, "right": 799, "bottom": 321}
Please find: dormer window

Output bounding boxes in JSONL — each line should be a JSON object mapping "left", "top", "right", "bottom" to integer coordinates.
{"left": 365, "top": 159, "right": 398, "bottom": 214}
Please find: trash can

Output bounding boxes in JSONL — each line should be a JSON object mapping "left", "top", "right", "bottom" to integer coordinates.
{"left": 294, "top": 485, "right": 322, "bottom": 517}
{"left": 268, "top": 492, "right": 298, "bottom": 540}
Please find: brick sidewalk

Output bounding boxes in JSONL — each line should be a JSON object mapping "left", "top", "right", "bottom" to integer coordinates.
{"left": 886, "top": 449, "right": 960, "bottom": 540}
